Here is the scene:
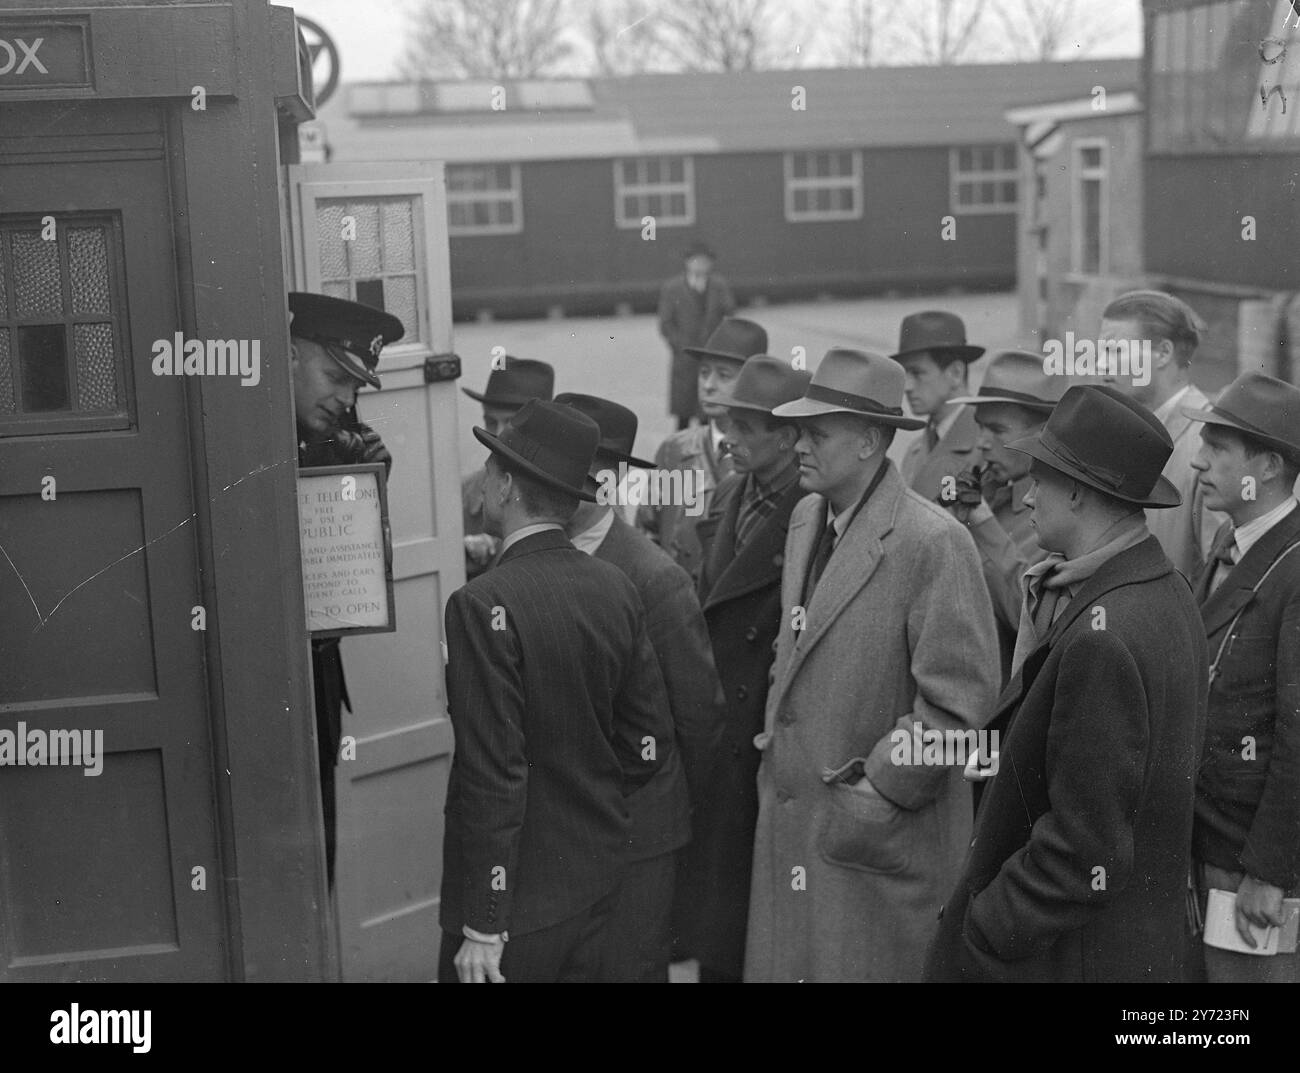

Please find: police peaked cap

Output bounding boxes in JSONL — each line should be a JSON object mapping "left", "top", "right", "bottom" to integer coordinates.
{"left": 289, "top": 292, "right": 404, "bottom": 389}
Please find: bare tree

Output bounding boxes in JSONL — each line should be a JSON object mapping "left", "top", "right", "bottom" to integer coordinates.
{"left": 647, "top": 0, "right": 807, "bottom": 72}
{"left": 992, "top": 0, "right": 1126, "bottom": 61}
{"left": 588, "top": 0, "right": 664, "bottom": 75}
{"left": 884, "top": 0, "right": 994, "bottom": 65}
{"left": 833, "top": 0, "right": 894, "bottom": 66}
{"left": 399, "top": 0, "right": 575, "bottom": 80}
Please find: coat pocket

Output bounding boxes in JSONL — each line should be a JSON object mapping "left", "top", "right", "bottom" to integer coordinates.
{"left": 817, "top": 781, "right": 910, "bottom": 875}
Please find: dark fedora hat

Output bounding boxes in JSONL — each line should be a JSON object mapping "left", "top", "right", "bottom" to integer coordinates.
{"left": 771, "top": 348, "right": 927, "bottom": 430}
{"left": 890, "top": 310, "right": 985, "bottom": 365}
{"left": 462, "top": 357, "right": 555, "bottom": 407}
{"left": 949, "top": 350, "right": 1068, "bottom": 413}
{"left": 1006, "top": 384, "right": 1181, "bottom": 508}
{"left": 683, "top": 317, "right": 768, "bottom": 365}
{"left": 473, "top": 399, "right": 600, "bottom": 502}
{"left": 554, "top": 392, "right": 655, "bottom": 468}
{"left": 714, "top": 355, "right": 812, "bottom": 414}
{"left": 289, "top": 292, "right": 405, "bottom": 390}
{"left": 1181, "top": 372, "right": 1300, "bottom": 463}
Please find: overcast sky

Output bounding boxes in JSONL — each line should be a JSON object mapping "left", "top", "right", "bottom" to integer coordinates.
{"left": 287, "top": 0, "right": 1142, "bottom": 84}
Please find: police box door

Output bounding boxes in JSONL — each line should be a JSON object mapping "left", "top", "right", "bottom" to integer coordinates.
{"left": 287, "top": 162, "right": 463, "bottom": 981}
{"left": 0, "top": 106, "right": 226, "bottom": 981}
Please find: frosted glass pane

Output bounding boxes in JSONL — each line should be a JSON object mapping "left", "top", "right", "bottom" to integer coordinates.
{"left": 0, "top": 330, "right": 13, "bottom": 414}
{"left": 322, "top": 280, "right": 350, "bottom": 300}
{"left": 316, "top": 201, "right": 348, "bottom": 280}
{"left": 381, "top": 199, "right": 415, "bottom": 272}
{"left": 74, "top": 322, "right": 118, "bottom": 410}
{"left": 69, "top": 228, "right": 110, "bottom": 315}
{"left": 0, "top": 237, "right": 6, "bottom": 316}
{"left": 13, "top": 231, "right": 62, "bottom": 318}
{"left": 385, "top": 275, "right": 418, "bottom": 342}
{"left": 347, "top": 202, "right": 381, "bottom": 276}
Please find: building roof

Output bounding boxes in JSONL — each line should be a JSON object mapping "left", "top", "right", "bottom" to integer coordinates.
{"left": 314, "top": 59, "right": 1140, "bottom": 164}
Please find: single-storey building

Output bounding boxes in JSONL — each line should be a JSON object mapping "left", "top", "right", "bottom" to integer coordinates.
{"left": 311, "top": 60, "right": 1139, "bottom": 319}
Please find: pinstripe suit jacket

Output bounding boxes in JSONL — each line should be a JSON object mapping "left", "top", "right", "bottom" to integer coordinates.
{"left": 440, "top": 529, "right": 674, "bottom": 938}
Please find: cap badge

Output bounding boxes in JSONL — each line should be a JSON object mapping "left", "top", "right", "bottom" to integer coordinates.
{"left": 369, "top": 333, "right": 385, "bottom": 359}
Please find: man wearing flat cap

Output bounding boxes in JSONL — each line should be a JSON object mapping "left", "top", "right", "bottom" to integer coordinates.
{"left": 946, "top": 351, "right": 1067, "bottom": 683}
{"left": 892, "top": 310, "right": 984, "bottom": 502}
{"left": 460, "top": 357, "right": 555, "bottom": 578}
{"left": 1185, "top": 373, "right": 1300, "bottom": 983}
{"left": 688, "top": 354, "right": 810, "bottom": 983}
{"left": 289, "top": 291, "right": 403, "bottom": 888}
{"left": 555, "top": 393, "right": 726, "bottom": 982}
{"left": 438, "top": 400, "right": 673, "bottom": 983}
{"left": 638, "top": 317, "right": 766, "bottom": 583}
{"left": 925, "top": 385, "right": 1208, "bottom": 983}
{"left": 744, "top": 349, "right": 999, "bottom": 982}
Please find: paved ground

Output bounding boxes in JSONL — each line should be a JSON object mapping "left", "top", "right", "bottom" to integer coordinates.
{"left": 451, "top": 291, "right": 1032, "bottom": 480}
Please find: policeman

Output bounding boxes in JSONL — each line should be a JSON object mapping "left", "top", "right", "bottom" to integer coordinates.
{"left": 289, "top": 292, "right": 403, "bottom": 886}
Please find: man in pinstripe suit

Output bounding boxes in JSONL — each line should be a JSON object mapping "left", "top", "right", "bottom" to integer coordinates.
{"left": 438, "top": 400, "right": 674, "bottom": 983}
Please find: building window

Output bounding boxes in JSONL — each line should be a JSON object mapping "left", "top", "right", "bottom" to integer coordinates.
{"left": 0, "top": 215, "right": 131, "bottom": 436}
{"left": 445, "top": 164, "right": 523, "bottom": 236}
{"left": 315, "top": 196, "right": 422, "bottom": 345}
{"left": 1071, "top": 140, "right": 1108, "bottom": 276}
{"left": 1149, "top": 0, "right": 1300, "bottom": 151}
{"left": 614, "top": 157, "right": 695, "bottom": 228}
{"left": 784, "top": 151, "right": 862, "bottom": 222}
{"left": 950, "top": 144, "right": 1019, "bottom": 213}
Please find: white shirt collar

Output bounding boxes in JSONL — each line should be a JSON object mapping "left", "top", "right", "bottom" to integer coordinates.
{"left": 569, "top": 509, "right": 615, "bottom": 556}
{"left": 499, "top": 522, "right": 563, "bottom": 555}
{"left": 932, "top": 403, "right": 963, "bottom": 442}
{"left": 1233, "top": 498, "right": 1298, "bottom": 559}
{"left": 1153, "top": 385, "right": 1193, "bottom": 427}
{"left": 710, "top": 419, "right": 725, "bottom": 455}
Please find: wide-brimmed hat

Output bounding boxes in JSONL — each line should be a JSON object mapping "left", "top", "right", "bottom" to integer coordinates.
{"left": 462, "top": 357, "right": 555, "bottom": 407}
{"left": 890, "top": 310, "right": 984, "bottom": 365}
{"left": 473, "top": 399, "right": 599, "bottom": 502}
{"left": 1181, "top": 372, "right": 1300, "bottom": 463}
{"left": 949, "top": 350, "right": 1068, "bottom": 413}
{"left": 1006, "top": 385, "right": 1181, "bottom": 508}
{"left": 289, "top": 292, "right": 404, "bottom": 389}
{"left": 554, "top": 392, "right": 655, "bottom": 468}
{"left": 683, "top": 317, "right": 768, "bottom": 364}
{"left": 714, "top": 355, "right": 812, "bottom": 414}
{"left": 771, "top": 348, "right": 927, "bottom": 430}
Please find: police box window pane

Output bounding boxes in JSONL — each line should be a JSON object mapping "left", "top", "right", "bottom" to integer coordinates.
{"left": 74, "top": 323, "right": 118, "bottom": 411}
{"left": 0, "top": 330, "right": 13, "bottom": 414}
{"left": 316, "top": 202, "right": 348, "bottom": 280}
{"left": 69, "top": 229, "right": 111, "bottom": 316}
{"left": 383, "top": 276, "right": 418, "bottom": 341}
{"left": 18, "top": 324, "right": 70, "bottom": 411}
{"left": 13, "top": 231, "right": 63, "bottom": 319}
{"left": 381, "top": 200, "right": 415, "bottom": 273}
{"left": 347, "top": 203, "right": 382, "bottom": 277}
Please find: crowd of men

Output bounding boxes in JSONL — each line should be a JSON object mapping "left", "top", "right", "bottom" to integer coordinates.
{"left": 289, "top": 284, "right": 1299, "bottom": 984}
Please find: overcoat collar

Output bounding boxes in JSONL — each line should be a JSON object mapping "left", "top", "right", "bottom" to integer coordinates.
{"left": 496, "top": 527, "right": 573, "bottom": 566}
{"left": 1198, "top": 507, "right": 1300, "bottom": 639}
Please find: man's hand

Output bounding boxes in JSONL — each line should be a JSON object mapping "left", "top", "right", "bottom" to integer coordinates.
{"left": 455, "top": 936, "right": 506, "bottom": 983}
{"left": 941, "top": 467, "right": 990, "bottom": 526}
{"left": 1234, "top": 874, "right": 1287, "bottom": 948}
{"left": 464, "top": 533, "right": 500, "bottom": 568}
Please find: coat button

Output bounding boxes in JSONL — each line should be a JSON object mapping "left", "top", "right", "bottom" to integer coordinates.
{"left": 745, "top": 627, "right": 758, "bottom": 642}
{"left": 736, "top": 686, "right": 748, "bottom": 701}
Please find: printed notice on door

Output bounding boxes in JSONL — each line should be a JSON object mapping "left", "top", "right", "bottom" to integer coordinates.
{"left": 297, "top": 464, "right": 396, "bottom": 637}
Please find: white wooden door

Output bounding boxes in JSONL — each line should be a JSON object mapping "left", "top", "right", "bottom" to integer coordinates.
{"left": 287, "top": 162, "right": 464, "bottom": 981}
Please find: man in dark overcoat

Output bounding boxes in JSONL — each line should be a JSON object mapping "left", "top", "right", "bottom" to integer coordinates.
{"left": 686, "top": 355, "right": 809, "bottom": 982}
{"left": 290, "top": 291, "right": 403, "bottom": 888}
{"left": 657, "top": 240, "right": 734, "bottom": 429}
{"left": 924, "top": 385, "right": 1208, "bottom": 982}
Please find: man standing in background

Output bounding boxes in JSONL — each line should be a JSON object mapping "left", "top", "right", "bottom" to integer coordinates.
{"left": 658, "top": 241, "right": 735, "bottom": 430}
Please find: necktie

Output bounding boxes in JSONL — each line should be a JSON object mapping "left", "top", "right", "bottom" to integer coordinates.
{"left": 1209, "top": 534, "right": 1237, "bottom": 594}
{"left": 802, "top": 517, "right": 837, "bottom": 605}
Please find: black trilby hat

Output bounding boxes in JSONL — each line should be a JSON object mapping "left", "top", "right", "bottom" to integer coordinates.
{"left": 473, "top": 399, "right": 600, "bottom": 502}
{"left": 289, "top": 292, "right": 404, "bottom": 389}
{"left": 462, "top": 357, "right": 555, "bottom": 407}
{"left": 890, "top": 310, "right": 984, "bottom": 365}
{"left": 554, "top": 392, "right": 655, "bottom": 468}
{"left": 683, "top": 317, "right": 768, "bottom": 364}
{"left": 1181, "top": 372, "right": 1300, "bottom": 464}
{"left": 1006, "top": 384, "right": 1181, "bottom": 508}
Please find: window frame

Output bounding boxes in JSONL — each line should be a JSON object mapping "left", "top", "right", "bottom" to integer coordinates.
{"left": 0, "top": 212, "right": 134, "bottom": 438}
{"left": 949, "top": 143, "right": 1020, "bottom": 215}
{"left": 1070, "top": 137, "right": 1109, "bottom": 277}
{"left": 444, "top": 163, "right": 524, "bottom": 237}
{"left": 783, "top": 150, "right": 863, "bottom": 223}
{"left": 612, "top": 156, "right": 696, "bottom": 229}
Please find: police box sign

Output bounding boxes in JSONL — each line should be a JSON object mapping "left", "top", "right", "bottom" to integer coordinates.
{"left": 298, "top": 464, "right": 396, "bottom": 638}
{"left": 0, "top": 21, "right": 91, "bottom": 90}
